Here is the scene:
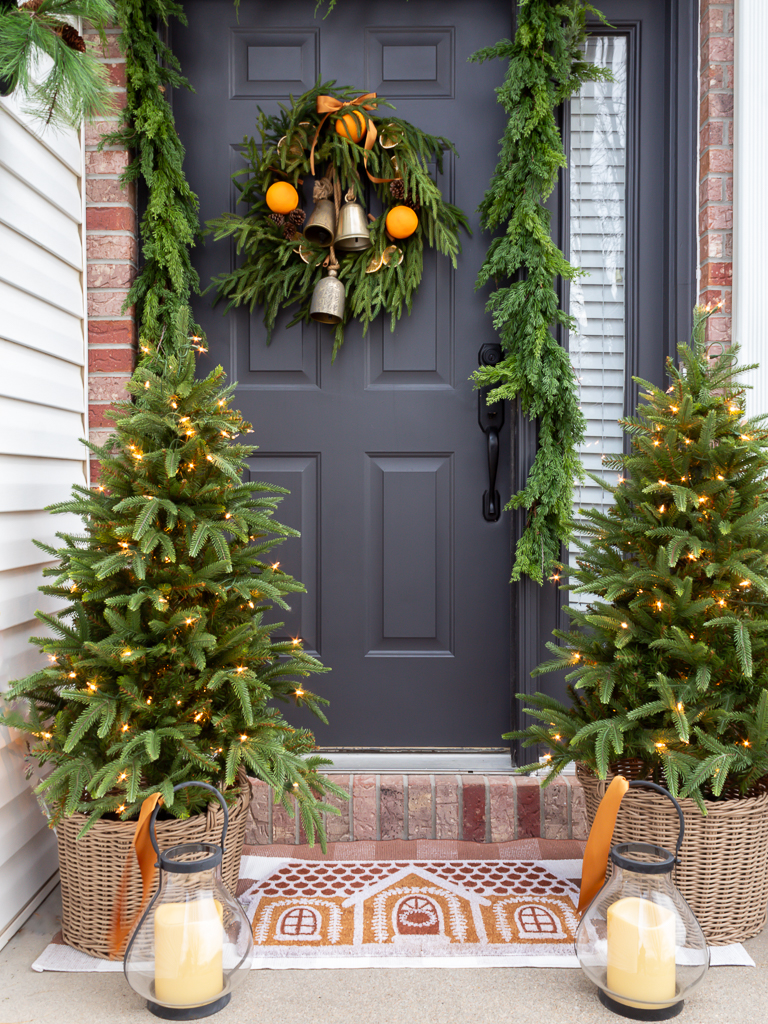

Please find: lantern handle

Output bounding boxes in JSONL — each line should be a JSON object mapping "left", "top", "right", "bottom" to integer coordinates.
{"left": 148, "top": 781, "right": 229, "bottom": 859}
{"left": 628, "top": 780, "right": 684, "bottom": 862}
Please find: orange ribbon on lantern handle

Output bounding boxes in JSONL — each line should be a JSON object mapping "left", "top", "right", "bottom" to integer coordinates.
{"left": 108, "top": 792, "right": 163, "bottom": 959}
{"left": 310, "top": 93, "right": 396, "bottom": 185}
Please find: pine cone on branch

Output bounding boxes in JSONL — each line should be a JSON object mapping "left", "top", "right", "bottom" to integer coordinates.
{"left": 58, "top": 24, "right": 86, "bottom": 54}
{"left": 287, "top": 208, "right": 306, "bottom": 229}
{"left": 19, "top": 3, "right": 87, "bottom": 53}
{"left": 389, "top": 179, "right": 405, "bottom": 201}
{"left": 267, "top": 212, "right": 285, "bottom": 227}
{"left": 389, "top": 178, "right": 419, "bottom": 212}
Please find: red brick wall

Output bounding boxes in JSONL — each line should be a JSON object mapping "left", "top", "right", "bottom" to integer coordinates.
{"left": 84, "top": 28, "right": 137, "bottom": 478}
{"left": 699, "top": 0, "right": 734, "bottom": 344}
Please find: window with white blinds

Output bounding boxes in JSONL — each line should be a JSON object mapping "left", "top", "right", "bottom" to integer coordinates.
{"left": 568, "top": 36, "right": 627, "bottom": 605}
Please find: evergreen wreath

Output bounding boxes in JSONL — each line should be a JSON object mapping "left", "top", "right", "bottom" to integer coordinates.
{"left": 470, "top": 0, "right": 610, "bottom": 584}
{"left": 206, "top": 81, "right": 469, "bottom": 360}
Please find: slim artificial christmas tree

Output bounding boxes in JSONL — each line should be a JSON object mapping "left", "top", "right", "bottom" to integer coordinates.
{"left": 2, "top": 310, "right": 339, "bottom": 840}
{"left": 512, "top": 308, "right": 768, "bottom": 808}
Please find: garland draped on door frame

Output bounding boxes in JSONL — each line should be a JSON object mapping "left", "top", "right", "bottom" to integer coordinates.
{"left": 1, "top": 0, "right": 607, "bottom": 583}
{"left": 469, "top": 0, "right": 610, "bottom": 584}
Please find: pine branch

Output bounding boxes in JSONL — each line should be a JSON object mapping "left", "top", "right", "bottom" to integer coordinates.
{"left": 0, "top": 0, "right": 115, "bottom": 127}
{"left": 101, "top": 0, "right": 202, "bottom": 347}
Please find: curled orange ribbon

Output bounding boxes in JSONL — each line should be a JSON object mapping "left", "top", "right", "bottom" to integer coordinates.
{"left": 108, "top": 792, "right": 163, "bottom": 958}
{"left": 310, "top": 93, "right": 377, "bottom": 175}
{"left": 577, "top": 775, "right": 630, "bottom": 913}
{"left": 309, "top": 93, "right": 396, "bottom": 185}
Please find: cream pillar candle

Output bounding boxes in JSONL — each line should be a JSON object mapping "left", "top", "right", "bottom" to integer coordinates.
{"left": 606, "top": 896, "right": 676, "bottom": 1009}
{"left": 154, "top": 898, "right": 224, "bottom": 1006}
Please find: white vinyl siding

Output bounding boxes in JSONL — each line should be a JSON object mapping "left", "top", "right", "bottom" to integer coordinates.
{"left": 568, "top": 36, "right": 628, "bottom": 606}
{"left": 0, "top": 87, "right": 88, "bottom": 948}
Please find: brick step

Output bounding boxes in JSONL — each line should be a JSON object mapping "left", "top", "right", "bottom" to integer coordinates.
{"left": 246, "top": 774, "right": 588, "bottom": 846}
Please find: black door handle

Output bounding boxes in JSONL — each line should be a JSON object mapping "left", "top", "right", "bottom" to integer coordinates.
{"left": 484, "top": 426, "right": 500, "bottom": 521}
{"left": 478, "top": 344, "right": 504, "bottom": 523}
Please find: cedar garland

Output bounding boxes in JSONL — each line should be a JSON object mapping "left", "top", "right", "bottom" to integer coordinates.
{"left": 103, "top": 0, "right": 203, "bottom": 349}
{"left": 470, "top": 0, "right": 611, "bottom": 584}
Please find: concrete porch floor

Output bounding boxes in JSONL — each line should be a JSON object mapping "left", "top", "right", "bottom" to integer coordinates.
{"left": 3, "top": 886, "right": 766, "bottom": 1024}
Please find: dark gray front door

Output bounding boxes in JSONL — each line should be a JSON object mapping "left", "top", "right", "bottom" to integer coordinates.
{"left": 173, "top": 0, "right": 513, "bottom": 748}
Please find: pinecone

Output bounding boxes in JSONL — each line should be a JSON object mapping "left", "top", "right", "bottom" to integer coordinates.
{"left": 389, "top": 179, "right": 405, "bottom": 201}
{"left": 287, "top": 208, "right": 306, "bottom": 229}
{"left": 267, "top": 212, "right": 285, "bottom": 227}
{"left": 283, "top": 224, "right": 300, "bottom": 241}
{"left": 20, "top": 0, "right": 45, "bottom": 11}
{"left": 59, "top": 25, "right": 86, "bottom": 53}
{"left": 389, "top": 178, "right": 419, "bottom": 212}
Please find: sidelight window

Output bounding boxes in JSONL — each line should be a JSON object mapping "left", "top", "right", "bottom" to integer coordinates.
{"left": 567, "top": 35, "right": 628, "bottom": 606}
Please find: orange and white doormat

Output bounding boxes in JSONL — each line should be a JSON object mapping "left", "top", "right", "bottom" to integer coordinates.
{"left": 240, "top": 844, "right": 583, "bottom": 967}
{"left": 31, "top": 840, "right": 754, "bottom": 971}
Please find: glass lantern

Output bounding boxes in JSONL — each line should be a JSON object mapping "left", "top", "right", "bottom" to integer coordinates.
{"left": 124, "top": 782, "right": 253, "bottom": 1020}
{"left": 575, "top": 781, "right": 709, "bottom": 1021}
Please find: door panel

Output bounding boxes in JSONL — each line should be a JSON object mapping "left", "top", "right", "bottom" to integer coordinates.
{"left": 365, "top": 453, "right": 453, "bottom": 656}
{"left": 173, "top": 0, "right": 513, "bottom": 748}
{"left": 246, "top": 457, "right": 320, "bottom": 654}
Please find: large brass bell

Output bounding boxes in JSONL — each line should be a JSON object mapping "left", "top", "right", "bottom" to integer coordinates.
{"left": 309, "top": 267, "right": 345, "bottom": 325}
{"left": 334, "top": 197, "right": 372, "bottom": 252}
{"left": 304, "top": 199, "right": 336, "bottom": 247}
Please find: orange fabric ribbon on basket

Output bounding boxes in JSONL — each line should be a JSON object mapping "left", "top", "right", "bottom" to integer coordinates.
{"left": 577, "top": 775, "right": 630, "bottom": 914}
{"left": 309, "top": 93, "right": 396, "bottom": 185}
{"left": 108, "top": 792, "right": 163, "bottom": 959}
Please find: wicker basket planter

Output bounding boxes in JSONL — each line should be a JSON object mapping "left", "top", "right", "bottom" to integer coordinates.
{"left": 56, "top": 776, "right": 251, "bottom": 959}
{"left": 577, "top": 764, "right": 768, "bottom": 945}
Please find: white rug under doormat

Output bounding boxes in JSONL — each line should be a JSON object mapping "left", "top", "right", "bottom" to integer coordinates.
{"left": 32, "top": 839, "right": 755, "bottom": 971}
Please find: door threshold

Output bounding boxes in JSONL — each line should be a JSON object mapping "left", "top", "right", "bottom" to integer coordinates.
{"left": 313, "top": 749, "right": 515, "bottom": 774}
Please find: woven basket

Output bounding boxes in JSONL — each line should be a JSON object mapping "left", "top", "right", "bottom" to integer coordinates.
{"left": 57, "top": 776, "right": 251, "bottom": 959}
{"left": 577, "top": 764, "right": 768, "bottom": 945}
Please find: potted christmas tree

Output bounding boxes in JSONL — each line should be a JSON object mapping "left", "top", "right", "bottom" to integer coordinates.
{"left": 511, "top": 307, "right": 768, "bottom": 943}
{"left": 1, "top": 310, "right": 340, "bottom": 958}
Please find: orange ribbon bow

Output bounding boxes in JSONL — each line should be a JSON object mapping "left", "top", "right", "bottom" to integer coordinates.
{"left": 310, "top": 93, "right": 396, "bottom": 185}
{"left": 577, "top": 775, "right": 630, "bottom": 913}
{"left": 108, "top": 792, "right": 163, "bottom": 959}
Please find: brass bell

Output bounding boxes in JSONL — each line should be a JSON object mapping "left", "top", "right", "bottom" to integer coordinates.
{"left": 304, "top": 199, "right": 336, "bottom": 247}
{"left": 334, "top": 197, "right": 372, "bottom": 252}
{"left": 309, "top": 267, "right": 345, "bottom": 325}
